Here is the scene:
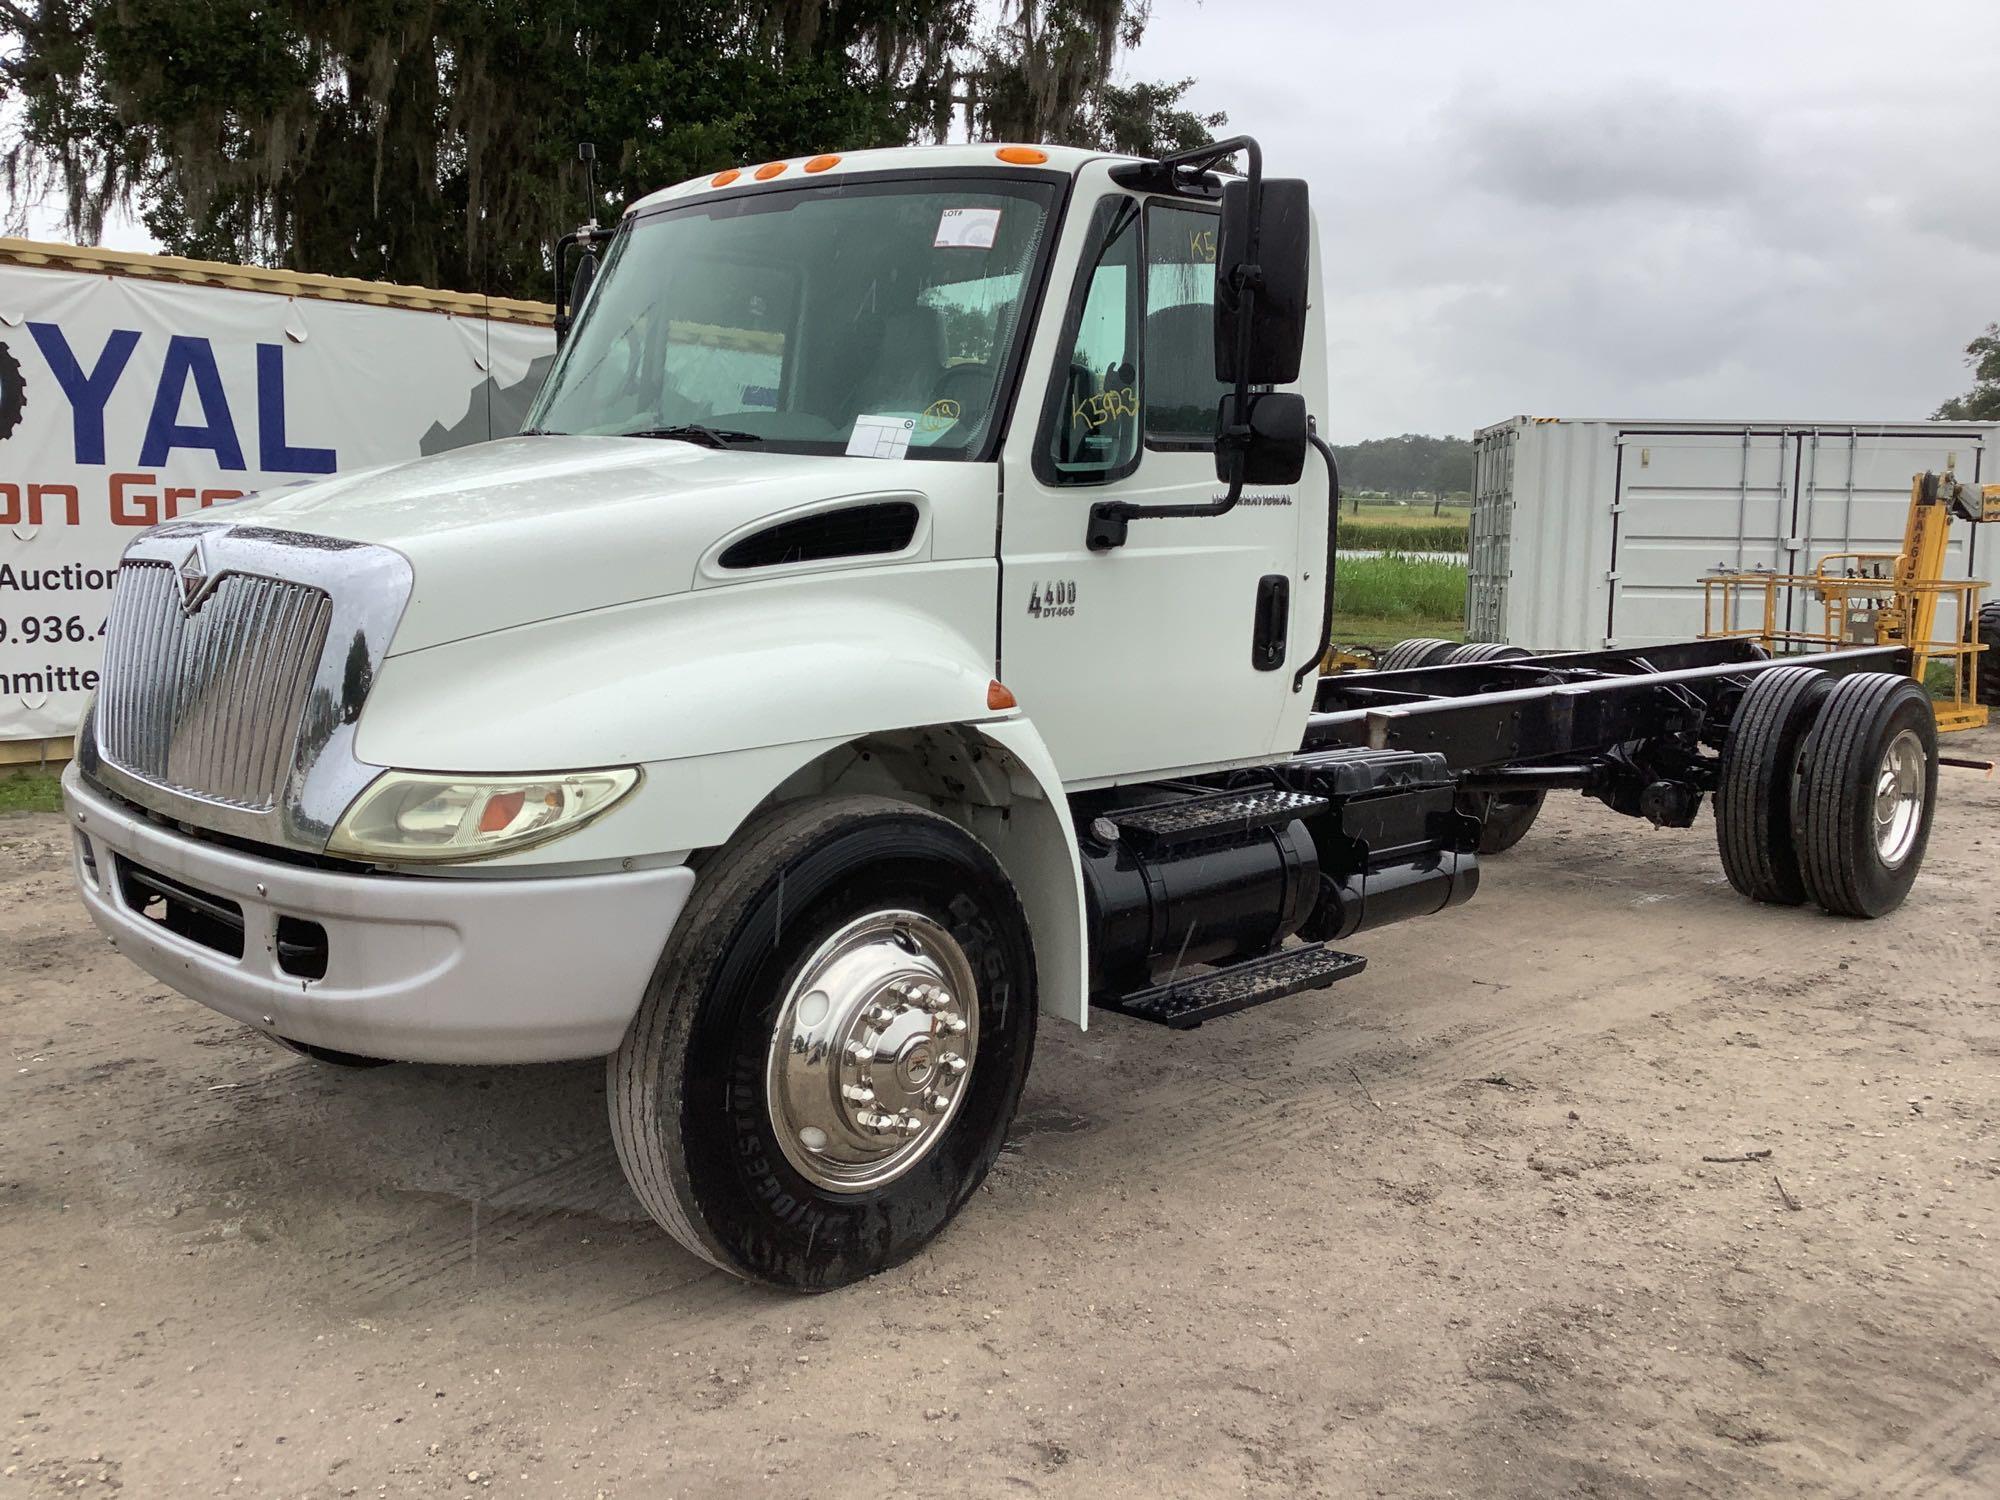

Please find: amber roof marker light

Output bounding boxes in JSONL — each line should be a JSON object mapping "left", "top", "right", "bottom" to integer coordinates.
{"left": 804, "top": 154, "right": 841, "bottom": 173}
{"left": 754, "top": 161, "right": 788, "bottom": 180}
{"left": 709, "top": 168, "right": 741, "bottom": 187}
{"left": 994, "top": 146, "right": 1048, "bottom": 165}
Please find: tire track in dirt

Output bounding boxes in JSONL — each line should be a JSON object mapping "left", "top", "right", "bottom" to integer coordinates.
{"left": 320, "top": 1148, "right": 645, "bottom": 1310}
{"left": 1849, "top": 1378, "right": 2000, "bottom": 1498}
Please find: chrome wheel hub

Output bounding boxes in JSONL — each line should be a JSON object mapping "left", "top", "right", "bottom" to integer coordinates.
{"left": 766, "top": 910, "right": 978, "bottom": 1193}
{"left": 1873, "top": 727, "right": 1924, "bottom": 867}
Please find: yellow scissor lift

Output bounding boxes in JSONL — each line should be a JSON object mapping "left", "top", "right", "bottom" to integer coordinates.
{"left": 1701, "top": 471, "right": 2000, "bottom": 733}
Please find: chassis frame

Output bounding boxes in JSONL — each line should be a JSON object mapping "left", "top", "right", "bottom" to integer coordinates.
{"left": 1301, "top": 639, "right": 1912, "bottom": 822}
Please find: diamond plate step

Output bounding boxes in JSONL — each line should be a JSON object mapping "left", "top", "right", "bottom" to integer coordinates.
{"left": 1108, "top": 788, "right": 1329, "bottom": 850}
{"left": 1098, "top": 942, "right": 1367, "bottom": 1030}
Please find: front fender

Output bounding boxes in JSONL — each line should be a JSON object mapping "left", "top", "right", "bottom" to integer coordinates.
{"left": 357, "top": 567, "right": 1003, "bottom": 772}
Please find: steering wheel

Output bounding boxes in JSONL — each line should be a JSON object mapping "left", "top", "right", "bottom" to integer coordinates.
{"left": 933, "top": 362, "right": 994, "bottom": 433}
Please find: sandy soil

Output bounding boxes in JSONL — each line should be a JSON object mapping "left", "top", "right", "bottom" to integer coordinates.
{"left": 3, "top": 732, "right": 1997, "bottom": 1499}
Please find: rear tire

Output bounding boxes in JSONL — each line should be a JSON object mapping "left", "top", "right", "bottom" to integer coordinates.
{"left": 1441, "top": 643, "right": 1544, "bottom": 851}
{"left": 1790, "top": 673, "right": 1938, "bottom": 918}
{"left": 1714, "top": 665, "right": 1832, "bottom": 905}
{"left": 1375, "top": 637, "right": 1459, "bottom": 673}
{"left": 1461, "top": 789, "right": 1544, "bottom": 854}
{"left": 609, "top": 795, "right": 1037, "bottom": 1290}
{"left": 1976, "top": 601, "right": 2000, "bottom": 707}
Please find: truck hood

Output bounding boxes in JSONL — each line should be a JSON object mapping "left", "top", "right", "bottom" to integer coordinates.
{"left": 220, "top": 435, "right": 928, "bottom": 654}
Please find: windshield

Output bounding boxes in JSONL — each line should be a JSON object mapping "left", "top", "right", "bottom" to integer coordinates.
{"left": 526, "top": 176, "right": 1060, "bottom": 460}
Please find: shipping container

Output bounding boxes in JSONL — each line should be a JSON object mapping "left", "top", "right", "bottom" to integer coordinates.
{"left": 1469, "top": 417, "right": 1997, "bottom": 651}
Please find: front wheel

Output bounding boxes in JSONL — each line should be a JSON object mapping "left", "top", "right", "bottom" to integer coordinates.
{"left": 609, "top": 796, "right": 1037, "bottom": 1290}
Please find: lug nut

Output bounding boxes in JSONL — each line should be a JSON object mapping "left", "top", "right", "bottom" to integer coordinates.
{"left": 938, "top": 1052, "right": 967, "bottom": 1078}
{"left": 866, "top": 1004, "right": 899, "bottom": 1028}
{"left": 841, "top": 1082, "right": 876, "bottom": 1103}
{"left": 938, "top": 1014, "right": 969, "bottom": 1036}
{"left": 896, "top": 1112, "right": 926, "bottom": 1139}
{"left": 855, "top": 1109, "right": 899, "bottom": 1135}
{"left": 845, "top": 1040, "right": 875, "bottom": 1066}
{"left": 927, "top": 1091, "right": 951, "bottom": 1112}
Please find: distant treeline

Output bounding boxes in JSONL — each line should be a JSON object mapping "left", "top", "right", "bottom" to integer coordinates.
{"left": 1332, "top": 434, "right": 1474, "bottom": 498}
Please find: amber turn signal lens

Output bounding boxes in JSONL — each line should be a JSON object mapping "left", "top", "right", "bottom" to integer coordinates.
{"left": 754, "top": 161, "right": 787, "bottom": 180}
{"left": 994, "top": 146, "right": 1048, "bottom": 165}
{"left": 710, "top": 168, "right": 740, "bottom": 187}
{"left": 987, "top": 681, "right": 1018, "bottom": 710}
{"left": 804, "top": 154, "right": 841, "bottom": 173}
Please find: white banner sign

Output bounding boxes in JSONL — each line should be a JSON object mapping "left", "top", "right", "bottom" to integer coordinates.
{"left": 0, "top": 259, "right": 553, "bottom": 740}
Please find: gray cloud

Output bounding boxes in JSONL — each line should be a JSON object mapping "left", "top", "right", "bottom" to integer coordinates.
{"left": 1129, "top": 0, "right": 2000, "bottom": 439}
{"left": 1449, "top": 84, "right": 1764, "bottom": 208}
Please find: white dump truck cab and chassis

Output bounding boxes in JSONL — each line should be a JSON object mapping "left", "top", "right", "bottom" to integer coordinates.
{"left": 63, "top": 138, "right": 1941, "bottom": 1289}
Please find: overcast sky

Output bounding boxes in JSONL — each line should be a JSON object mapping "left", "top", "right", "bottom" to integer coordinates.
{"left": 1131, "top": 0, "right": 2000, "bottom": 440}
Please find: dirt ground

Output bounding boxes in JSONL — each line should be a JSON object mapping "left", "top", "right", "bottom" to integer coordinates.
{"left": 3, "top": 732, "right": 1997, "bottom": 1499}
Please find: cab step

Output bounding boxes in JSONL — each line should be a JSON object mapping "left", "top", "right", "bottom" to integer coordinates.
{"left": 1098, "top": 942, "right": 1367, "bottom": 1030}
{"left": 1108, "top": 787, "right": 1329, "bottom": 850}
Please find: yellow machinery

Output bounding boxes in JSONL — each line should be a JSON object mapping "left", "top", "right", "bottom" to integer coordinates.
{"left": 1702, "top": 470, "right": 2000, "bottom": 732}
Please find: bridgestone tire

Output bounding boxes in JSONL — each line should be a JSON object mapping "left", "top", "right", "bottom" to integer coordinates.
{"left": 1376, "top": 637, "right": 1459, "bottom": 673}
{"left": 1977, "top": 602, "right": 2000, "bottom": 708}
{"left": 1790, "top": 673, "right": 1938, "bottom": 919}
{"left": 609, "top": 795, "right": 1037, "bottom": 1291}
{"left": 1714, "top": 665, "right": 1833, "bottom": 906}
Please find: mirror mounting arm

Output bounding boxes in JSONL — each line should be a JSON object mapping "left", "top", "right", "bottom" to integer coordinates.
{"left": 1087, "top": 429, "right": 1255, "bottom": 552}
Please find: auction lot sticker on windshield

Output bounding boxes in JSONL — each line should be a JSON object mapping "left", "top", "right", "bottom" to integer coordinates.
{"left": 847, "top": 414, "right": 917, "bottom": 459}
{"left": 934, "top": 207, "right": 1002, "bottom": 249}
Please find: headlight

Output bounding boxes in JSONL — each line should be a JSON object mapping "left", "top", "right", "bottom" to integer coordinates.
{"left": 326, "top": 768, "right": 640, "bottom": 863}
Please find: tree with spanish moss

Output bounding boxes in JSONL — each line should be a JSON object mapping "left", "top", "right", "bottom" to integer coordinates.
{"left": 0, "top": 0, "right": 1222, "bottom": 297}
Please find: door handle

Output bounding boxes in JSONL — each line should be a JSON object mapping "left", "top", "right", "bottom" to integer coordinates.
{"left": 1252, "top": 574, "right": 1290, "bottom": 670}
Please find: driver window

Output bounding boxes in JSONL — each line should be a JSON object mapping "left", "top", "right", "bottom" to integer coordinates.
{"left": 1041, "top": 201, "right": 1140, "bottom": 483}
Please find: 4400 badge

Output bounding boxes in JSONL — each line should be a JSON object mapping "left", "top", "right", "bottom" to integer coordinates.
{"left": 1026, "top": 579, "right": 1076, "bottom": 619}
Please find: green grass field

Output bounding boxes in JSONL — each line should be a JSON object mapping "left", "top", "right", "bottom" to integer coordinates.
{"left": 1328, "top": 550, "right": 1468, "bottom": 648}
{"left": 1336, "top": 499, "right": 1471, "bottom": 554}
{"left": 0, "top": 772, "right": 63, "bottom": 814}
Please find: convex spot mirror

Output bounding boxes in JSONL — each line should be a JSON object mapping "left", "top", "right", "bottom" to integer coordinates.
{"left": 1213, "top": 177, "right": 1310, "bottom": 387}
{"left": 1216, "top": 391, "right": 1308, "bottom": 487}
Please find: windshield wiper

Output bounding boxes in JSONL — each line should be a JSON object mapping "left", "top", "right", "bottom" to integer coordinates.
{"left": 619, "top": 424, "right": 762, "bottom": 448}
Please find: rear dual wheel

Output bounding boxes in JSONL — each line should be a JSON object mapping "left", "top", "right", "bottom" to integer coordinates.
{"left": 609, "top": 796, "right": 1036, "bottom": 1291}
{"left": 1716, "top": 669, "right": 1937, "bottom": 917}
{"left": 1791, "top": 674, "right": 1938, "bottom": 918}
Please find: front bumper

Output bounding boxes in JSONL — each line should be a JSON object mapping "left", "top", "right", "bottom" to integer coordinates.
{"left": 63, "top": 765, "right": 693, "bottom": 1063}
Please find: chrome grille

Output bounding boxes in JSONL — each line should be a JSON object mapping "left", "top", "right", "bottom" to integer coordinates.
{"left": 96, "top": 561, "right": 333, "bottom": 810}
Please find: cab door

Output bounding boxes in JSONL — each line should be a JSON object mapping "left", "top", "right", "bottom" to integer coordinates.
{"left": 998, "top": 172, "right": 1322, "bottom": 785}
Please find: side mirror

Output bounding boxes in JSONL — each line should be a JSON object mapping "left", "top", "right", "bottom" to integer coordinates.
{"left": 570, "top": 248, "right": 599, "bottom": 315}
{"left": 552, "top": 229, "right": 609, "bottom": 345}
{"left": 1213, "top": 177, "right": 1310, "bottom": 386}
{"left": 1216, "top": 391, "right": 1308, "bottom": 487}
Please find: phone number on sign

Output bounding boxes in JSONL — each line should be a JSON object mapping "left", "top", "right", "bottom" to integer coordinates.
{"left": 0, "top": 614, "right": 107, "bottom": 647}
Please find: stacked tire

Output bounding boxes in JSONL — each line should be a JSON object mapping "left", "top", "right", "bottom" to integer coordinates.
{"left": 1373, "top": 637, "right": 1459, "bottom": 672}
{"left": 1715, "top": 669, "right": 1937, "bottom": 918}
